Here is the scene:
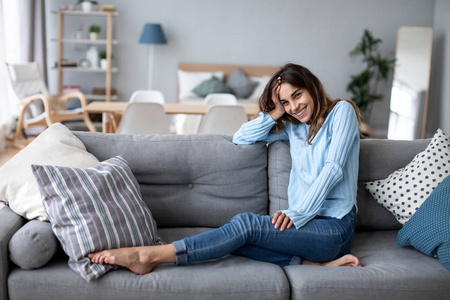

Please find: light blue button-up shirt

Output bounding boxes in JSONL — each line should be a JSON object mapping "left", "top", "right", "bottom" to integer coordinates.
{"left": 233, "top": 101, "right": 360, "bottom": 229}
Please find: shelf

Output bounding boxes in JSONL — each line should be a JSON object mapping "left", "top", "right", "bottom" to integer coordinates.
{"left": 87, "top": 94, "right": 118, "bottom": 101}
{"left": 52, "top": 10, "right": 119, "bottom": 17}
{"left": 57, "top": 67, "right": 118, "bottom": 73}
{"left": 52, "top": 38, "right": 119, "bottom": 45}
{"left": 55, "top": 9, "right": 117, "bottom": 102}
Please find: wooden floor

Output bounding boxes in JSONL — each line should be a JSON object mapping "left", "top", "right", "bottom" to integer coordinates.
{"left": 0, "top": 140, "right": 30, "bottom": 209}
{"left": 0, "top": 144, "right": 21, "bottom": 166}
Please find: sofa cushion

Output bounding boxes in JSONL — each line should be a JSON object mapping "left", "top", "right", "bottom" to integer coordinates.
{"left": 267, "top": 140, "right": 290, "bottom": 215}
{"left": 268, "top": 138, "right": 432, "bottom": 231}
{"left": 8, "top": 256, "right": 290, "bottom": 300}
{"left": 283, "top": 230, "right": 450, "bottom": 300}
{"left": 0, "top": 123, "right": 99, "bottom": 221}
{"left": 73, "top": 133, "right": 269, "bottom": 228}
{"left": 397, "top": 175, "right": 450, "bottom": 270}
{"left": 9, "top": 220, "right": 59, "bottom": 269}
{"left": 31, "top": 155, "right": 162, "bottom": 282}
{"left": 365, "top": 129, "right": 449, "bottom": 224}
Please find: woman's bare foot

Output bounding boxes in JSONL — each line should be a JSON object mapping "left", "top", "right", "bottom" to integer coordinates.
{"left": 88, "top": 244, "right": 176, "bottom": 275}
{"left": 302, "top": 254, "right": 361, "bottom": 267}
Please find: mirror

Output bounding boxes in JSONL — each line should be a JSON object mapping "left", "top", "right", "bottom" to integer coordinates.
{"left": 387, "top": 26, "right": 433, "bottom": 140}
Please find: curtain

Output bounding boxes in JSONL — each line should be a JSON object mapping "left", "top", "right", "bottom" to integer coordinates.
{"left": 20, "top": 0, "right": 47, "bottom": 82}
{"left": 0, "top": 0, "right": 14, "bottom": 152}
{"left": 0, "top": 0, "right": 47, "bottom": 151}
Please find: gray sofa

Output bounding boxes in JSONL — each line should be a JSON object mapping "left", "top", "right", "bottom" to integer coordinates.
{"left": 1, "top": 132, "right": 449, "bottom": 300}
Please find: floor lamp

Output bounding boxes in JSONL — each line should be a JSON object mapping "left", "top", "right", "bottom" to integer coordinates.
{"left": 139, "top": 23, "right": 167, "bottom": 90}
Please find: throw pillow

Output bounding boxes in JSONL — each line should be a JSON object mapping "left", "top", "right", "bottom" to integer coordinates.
{"left": 365, "top": 128, "right": 450, "bottom": 224}
{"left": 9, "top": 220, "right": 59, "bottom": 269}
{"left": 31, "top": 155, "right": 163, "bottom": 282}
{"left": 0, "top": 123, "right": 100, "bottom": 221}
{"left": 226, "top": 68, "right": 258, "bottom": 99}
{"left": 397, "top": 175, "right": 450, "bottom": 270}
{"left": 177, "top": 70, "right": 225, "bottom": 100}
{"left": 192, "top": 76, "right": 233, "bottom": 97}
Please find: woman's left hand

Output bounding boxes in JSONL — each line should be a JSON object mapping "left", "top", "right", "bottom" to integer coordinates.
{"left": 272, "top": 211, "right": 294, "bottom": 231}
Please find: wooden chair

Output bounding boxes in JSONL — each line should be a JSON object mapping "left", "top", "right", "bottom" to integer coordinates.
{"left": 5, "top": 62, "right": 96, "bottom": 145}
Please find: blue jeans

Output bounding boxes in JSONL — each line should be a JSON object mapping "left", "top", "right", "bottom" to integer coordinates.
{"left": 173, "top": 207, "right": 356, "bottom": 266}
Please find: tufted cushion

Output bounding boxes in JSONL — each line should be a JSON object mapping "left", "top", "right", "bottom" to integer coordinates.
{"left": 397, "top": 175, "right": 450, "bottom": 270}
{"left": 73, "top": 133, "right": 269, "bottom": 228}
{"left": 31, "top": 155, "right": 162, "bottom": 282}
{"left": 365, "top": 129, "right": 450, "bottom": 224}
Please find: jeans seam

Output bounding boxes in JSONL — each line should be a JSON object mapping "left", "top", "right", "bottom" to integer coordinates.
{"left": 332, "top": 227, "right": 355, "bottom": 260}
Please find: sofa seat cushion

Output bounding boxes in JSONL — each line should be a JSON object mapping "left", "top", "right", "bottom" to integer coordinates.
{"left": 283, "top": 230, "right": 450, "bottom": 300}
{"left": 8, "top": 255, "right": 289, "bottom": 300}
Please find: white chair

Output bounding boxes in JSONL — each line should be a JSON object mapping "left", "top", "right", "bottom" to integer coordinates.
{"left": 5, "top": 62, "right": 96, "bottom": 143}
{"left": 196, "top": 105, "right": 248, "bottom": 135}
{"left": 116, "top": 102, "right": 170, "bottom": 134}
{"left": 203, "top": 93, "right": 237, "bottom": 105}
{"left": 193, "top": 93, "right": 239, "bottom": 133}
{"left": 129, "top": 90, "right": 165, "bottom": 104}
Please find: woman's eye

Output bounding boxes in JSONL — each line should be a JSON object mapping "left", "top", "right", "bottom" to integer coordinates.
{"left": 295, "top": 92, "right": 302, "bottom": 98}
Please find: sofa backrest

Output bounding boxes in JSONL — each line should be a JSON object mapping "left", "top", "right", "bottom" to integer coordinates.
{"left": 267, "top": 138, "right": 430, "bottom": 231}
{"left": 74, "top": 132, "right": 268, "bottom": 228}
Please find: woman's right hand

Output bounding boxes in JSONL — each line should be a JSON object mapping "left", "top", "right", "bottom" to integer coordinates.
{"left": 269, "top": 77, "right": 285, "bottom": 121}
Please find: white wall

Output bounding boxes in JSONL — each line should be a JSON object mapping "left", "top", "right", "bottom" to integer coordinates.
{"left": 429, "top": 0, "right": 450, "bottom": 136}
{"left": 46, "top": 0, "right": 441, "bottom": 136}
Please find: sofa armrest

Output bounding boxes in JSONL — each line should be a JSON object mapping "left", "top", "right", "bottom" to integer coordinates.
{"left": 0, "top": 206, "right": 26, "bottom": 300}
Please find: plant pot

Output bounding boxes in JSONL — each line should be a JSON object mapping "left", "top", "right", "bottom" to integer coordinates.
{"left": 100, "top": 59, "right": 108, "bottom": 70}
{"left": 89, "top": 32, "right": 98, "bottom": 41}
{"left": 81, "top": 2, "right": 93, "bottom": 12}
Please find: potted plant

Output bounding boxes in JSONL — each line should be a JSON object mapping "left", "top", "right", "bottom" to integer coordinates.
{"left": 88, "top": 24, "right": 101, "bottom": 40}
{"left": 99, "top": 51, "right": 111, "bottom": 70}
{"left": 347, "top": 29, "right": 396, "bottom": 131}
{"left": 77, "top": 0, "right": 98, "bottom": 12}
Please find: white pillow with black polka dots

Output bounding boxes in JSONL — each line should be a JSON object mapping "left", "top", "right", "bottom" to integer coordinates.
{"left": 365, "top": 129, "right": 450, "bottom": 225}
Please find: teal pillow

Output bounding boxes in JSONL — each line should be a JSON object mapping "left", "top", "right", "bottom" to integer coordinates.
{"left": 397, "top": 175, "right": 450, "bottom": 270}
{"left": 193, "top": 76, "right": 233, "bottom": 97}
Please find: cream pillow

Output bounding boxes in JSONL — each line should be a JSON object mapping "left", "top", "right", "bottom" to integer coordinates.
{"left": 248, "top": 76, "right": 271, "bottom": 101}
{"left": 177, "top": 70, "right": 224, "bottom": 101}
{"left": 0, "top": 123, "right": 99, "bottom": 221}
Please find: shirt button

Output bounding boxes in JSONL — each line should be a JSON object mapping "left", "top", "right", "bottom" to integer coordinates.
{"left": 187, "top": 184, "right": 194, "bottom": 189}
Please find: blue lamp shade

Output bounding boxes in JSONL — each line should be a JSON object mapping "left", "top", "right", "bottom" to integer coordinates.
{"left": 139, "top": 23, "right": 167, "bottom": 45}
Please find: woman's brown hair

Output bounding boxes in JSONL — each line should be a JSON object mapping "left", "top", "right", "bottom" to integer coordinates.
{"left": 259, "top": 63, "right": 361, "bottom": 144}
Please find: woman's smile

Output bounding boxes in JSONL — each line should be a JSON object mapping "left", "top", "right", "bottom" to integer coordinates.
{"left": 279, "top": 82, "right": 314, "bottom": 123}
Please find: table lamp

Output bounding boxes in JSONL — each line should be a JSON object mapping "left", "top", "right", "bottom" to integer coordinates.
{"left": 139, "top": 23, "right": 167, "bottom": 89}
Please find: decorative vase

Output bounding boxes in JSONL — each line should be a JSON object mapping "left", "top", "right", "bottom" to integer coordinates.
{"left": 89, "top": 32, "right": 98, "bottom": 41}
{"left": 81, "top": 2, "right": 93, "bottom": 12}
{"left": 100, "top": 59, "right": 108, "bottom": 70}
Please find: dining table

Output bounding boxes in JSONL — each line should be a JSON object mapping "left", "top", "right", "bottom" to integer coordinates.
{"left": 85, "top": 101, "right": 260, "bottom": 133}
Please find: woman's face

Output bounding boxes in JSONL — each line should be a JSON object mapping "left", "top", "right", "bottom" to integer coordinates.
{"left": 278, "top": 82, "right": 314, "bottom": 123}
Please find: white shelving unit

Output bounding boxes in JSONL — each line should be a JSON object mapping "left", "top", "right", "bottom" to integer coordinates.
{"left": 53, "top": 10, "right": 119, "bottom": 101}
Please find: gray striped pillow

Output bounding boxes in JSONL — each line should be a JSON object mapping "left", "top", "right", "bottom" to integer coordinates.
{"left": 32, "top": 155, "right": 162, "bottom": 282}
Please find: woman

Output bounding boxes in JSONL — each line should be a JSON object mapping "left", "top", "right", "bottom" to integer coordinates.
{"left": 89, "top": 63, "right": 362, "bottom": 274}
